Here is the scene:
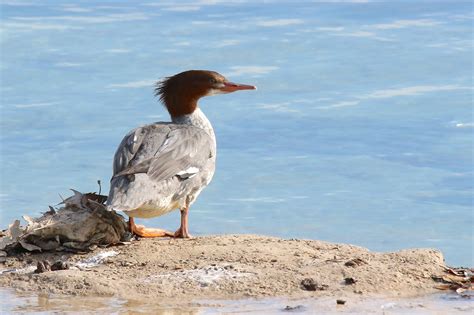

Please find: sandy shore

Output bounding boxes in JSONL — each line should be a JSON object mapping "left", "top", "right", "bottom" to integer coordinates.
{"left": 0, "top": 234, "right": 451, "bottom": 302}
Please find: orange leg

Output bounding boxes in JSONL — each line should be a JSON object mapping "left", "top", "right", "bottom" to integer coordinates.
{"left": 128, "top": 217, "right": 174, "bottom": 238}
{"left": 174, "top": 206, "right": 192, "bottom": 238}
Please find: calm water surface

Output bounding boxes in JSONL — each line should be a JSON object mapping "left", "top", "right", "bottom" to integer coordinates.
{"left": 1, "top": 288, "right": 473, "bottom": 314}
{"left": 1, "top": 0, "right": 472, "bottom": 270}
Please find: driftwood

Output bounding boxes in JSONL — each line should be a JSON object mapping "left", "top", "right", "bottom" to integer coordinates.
{"left": 432, "top": 266, "right": 474, "bottom": 294}
{"left": 0, "top": 190, "right": 129, "bottom": 254}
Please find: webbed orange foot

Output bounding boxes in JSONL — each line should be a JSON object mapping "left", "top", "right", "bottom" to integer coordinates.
{"left": 128, "top": 217, "right": 174, "bottom": 238}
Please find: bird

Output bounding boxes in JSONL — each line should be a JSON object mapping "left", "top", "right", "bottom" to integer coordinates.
{"left": 106, "top": 70, "right": 256, "bottom": 238}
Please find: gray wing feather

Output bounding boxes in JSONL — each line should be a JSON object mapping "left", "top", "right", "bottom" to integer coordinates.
{"left": 113, "top": 124, "right": 212, "bottom": 182}
{"left": 112, "top": 126, "right": 150, "bottom": 175}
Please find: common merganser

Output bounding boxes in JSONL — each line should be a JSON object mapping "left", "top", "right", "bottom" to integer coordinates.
{"left": 107, "top": 70, "right": 256, "bottom": 238}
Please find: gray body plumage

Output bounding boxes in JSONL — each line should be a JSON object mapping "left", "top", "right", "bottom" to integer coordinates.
{"left": 107, "top": 108, "right": 216, "bottom": 218}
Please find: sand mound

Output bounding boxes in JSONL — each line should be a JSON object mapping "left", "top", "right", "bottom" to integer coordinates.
{"left": 0, "top": 234, "right": 453, "bottom": 300}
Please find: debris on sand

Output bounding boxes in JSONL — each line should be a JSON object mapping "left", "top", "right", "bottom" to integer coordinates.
{"left": 344, "top": 277, "right": 357, "bottom": 285}
{"left": 0, "top": 191, "right": 128, "bottom": 254}
{"left": 283, "top": 305, "right": 306, "bottom": 312}
{"left": 51, "top": 261, "right": 70, "bottom": 271}
{"left": 300, "top": 278, "right": 328, "bottom": 291}
{"left": 75, "top": 251, "right": 119, "bottom": 269}
{"left": 432, "top": 266, "right": 473, "bottom": 295}
{"left": 344, "top": 258, "right": 367, "bottom": 267}
{"left": 34, "top": 259, "right": 70, "bottom": 273}
{"left": 34, "top": 261, "right": 50, "bottom": 274}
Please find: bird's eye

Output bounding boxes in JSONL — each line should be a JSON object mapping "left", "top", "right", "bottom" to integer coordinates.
{"left": 209, "top": 78, "right": 217, "bottom": 84}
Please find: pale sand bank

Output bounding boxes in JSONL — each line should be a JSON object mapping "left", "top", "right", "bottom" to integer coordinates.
{"left": 0, "top": 234, "right": 452, "bottom": 302}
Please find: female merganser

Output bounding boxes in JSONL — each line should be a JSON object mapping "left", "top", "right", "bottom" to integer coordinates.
{"left": 107, "top": 70, "right": 256, "bottom": 238}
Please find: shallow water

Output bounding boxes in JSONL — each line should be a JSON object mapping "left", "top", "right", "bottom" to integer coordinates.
{"left": 0, "top": 0, "right": 472, "bottom": 270}
{"left": 1, "top": 288, "right": 473, "bottom": 314}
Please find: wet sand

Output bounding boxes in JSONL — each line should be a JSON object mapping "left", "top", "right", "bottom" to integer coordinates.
{"left": 0, "top": 234, "right": 449, "bottom": 302}
{"left": 1, "top": 287, "right": 472, "bottom": 314}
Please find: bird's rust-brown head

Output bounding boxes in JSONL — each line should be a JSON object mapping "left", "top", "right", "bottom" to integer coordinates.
{"left": 155, "top": 70, "right": 256, "bottom": 118}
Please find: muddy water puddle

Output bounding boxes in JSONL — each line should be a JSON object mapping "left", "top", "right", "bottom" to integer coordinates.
{"left": 1, "top": 288, "right": 472, "bottom": 314}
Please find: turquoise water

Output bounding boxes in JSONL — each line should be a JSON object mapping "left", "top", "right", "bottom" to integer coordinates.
{"left": 1, "top": 1, "right": 472, "bottom": 266}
